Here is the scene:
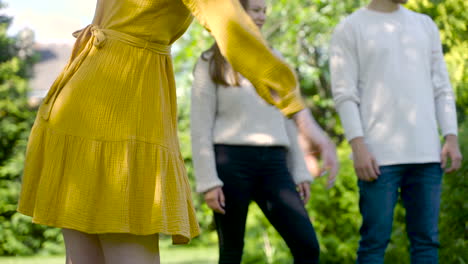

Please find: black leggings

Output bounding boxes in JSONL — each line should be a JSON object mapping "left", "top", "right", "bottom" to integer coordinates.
{"left": 214, "top": 145, "right": 320, "bottom": 264}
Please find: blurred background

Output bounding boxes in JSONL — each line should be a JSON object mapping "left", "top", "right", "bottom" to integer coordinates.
{"left": 0, "top": 0, "right": 466, "bottom": 263}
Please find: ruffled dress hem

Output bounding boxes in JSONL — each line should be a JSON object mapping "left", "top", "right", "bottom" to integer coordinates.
{"left": 18, "top": 119, "right": 200, "bottom": 245}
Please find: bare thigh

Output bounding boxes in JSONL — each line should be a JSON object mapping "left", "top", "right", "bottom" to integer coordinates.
{"left": 98, "top": 233, "right": 160, "bottom": 264}
{"left": 62, "top": 228, "right": 105, "bottom": 264}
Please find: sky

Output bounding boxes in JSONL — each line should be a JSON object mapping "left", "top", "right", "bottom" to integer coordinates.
{"left": 3, "top": 0, "right": 96, "bottom": 43}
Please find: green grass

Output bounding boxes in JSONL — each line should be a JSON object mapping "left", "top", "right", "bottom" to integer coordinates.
{"left": 0, "top": 257, "right": 64, "bottom": 264}
{"left": 0, "top": 246, "right": 218, "bottom": 264}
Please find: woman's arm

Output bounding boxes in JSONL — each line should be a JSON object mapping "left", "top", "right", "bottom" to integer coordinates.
{"left": 293, "top": 108, "right": 339, "bottom": 188}
{"left": 284, "top": 119, "right": 313, "bottom": 204}
{"left": 190, "top": 57, "right": 223, "bottom": 193}
{"left": 182, "top": 0, "right": 305, "bottom": 117}
{"left": 285, "top": 119, "right": 312, "bottom": 184}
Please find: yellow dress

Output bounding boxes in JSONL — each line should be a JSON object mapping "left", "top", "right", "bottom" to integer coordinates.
{"left": 17, "top": 0, "right": 305, "bottom": 244}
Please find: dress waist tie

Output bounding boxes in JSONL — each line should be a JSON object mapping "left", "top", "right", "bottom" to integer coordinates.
{"left": 41, "top": 24, "right": 171, "bottom": 120}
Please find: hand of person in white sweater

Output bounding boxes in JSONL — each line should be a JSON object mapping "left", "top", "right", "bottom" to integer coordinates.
{"left": 204, "top": 187, "right": 226, "bottom": 214}
{"left": 297, "top": 182, "right": 311, "bottom": 204}
{"left": 441, "top": 134, "right": 462, "bottom": 173}
{"left": 205, "top": 183, "right": 313, "bottom": 212}
{"left": 350, "top": 137, "right": 381, "bottom": 181}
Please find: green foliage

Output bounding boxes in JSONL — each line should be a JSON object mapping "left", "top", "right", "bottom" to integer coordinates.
{"left": 406, "top": 0, "right": 468, "bottom": 123}
{"left": 310, "top": 146, "right": 360, "bottom": 263}
{"left": 0, "top": 2, "right": 64, "bottom": 256}
{"left": 0, "top": 214, "right": 64, "bottom": 256}
{"left": 439, "top": 121, "right": 468, "bottom": 263}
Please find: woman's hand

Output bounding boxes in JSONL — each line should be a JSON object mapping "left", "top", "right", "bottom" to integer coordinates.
{"left": 294, "top": 109, "right": 339, "bottom": 188}
{"left": 204, "top": 186, "right": 226, "bottom": 214}
{"left": 297, "top": 181, "right": 311, "bottom": 205}
{"left": 315, "top": 138, "right": 339, "bottom": 188}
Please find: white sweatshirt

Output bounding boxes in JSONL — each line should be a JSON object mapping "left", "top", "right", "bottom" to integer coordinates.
{"left": 191, "top": 52, "right": 311, "bottom": 193}
{"left": 330, "top": 6, "right": 458, "bottom": 166}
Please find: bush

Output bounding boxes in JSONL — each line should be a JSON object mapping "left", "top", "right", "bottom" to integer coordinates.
{"left": 0, "top": 3, "right": 64, "bottom": 256}
{"left": 439, "top": 121, "right": 468, "bottom": 263}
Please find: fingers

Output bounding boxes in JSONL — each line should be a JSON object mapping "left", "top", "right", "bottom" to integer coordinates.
{"left": 204, "top": 188, "right": 225, "bottom": 214}
{"left": 206, "top": 202, "right": 224, "bottom": 214}
{"left": 441, "top": 139, "right": 463, "bottom": 173}
{"left": 321, "top": 144, "right": 339, "bottom": 188}
{"left": 302, "top": 183, "right": 311, "bottom": 204}
{"left": 351, "top": 138, "right": 378, "bottom": 182}
{"left": 372, "top": 158, "right": 381, "bottom": 176}
{"left": 445, "top": 151, "right": 462, "bottom": 173}
{"left": 322, "top": 165, "right": 337, "bottom": 189}
{"left": 206, "top": 198, "right": 225, "bottom": 214}
{"left": 355, "top": 167, "right": 368, "bottom": 181}
{"left": 355, "top": 167, "right": 371, "bottom": 181}
{"left": 440, "top": 150, "right": 447, "bottom": 170}
{"left": 326, "top": 170, "right": 337, "bottom": 189}
{"left": 368, "top": 158, "right": 378, "bottom": 180}
{"left": 297, "top": 182, "right": 311, "bottom": 205}
{"left": 452, "top": 153, "right": 462, "bottom": 171}
{"left": 304, "top": 153, "right": 321, "bottom": 177}
{"left": 325, "top": 159, "right": 339, "bottom": 189}
{"left": 367, "top": 167, "right": 378, "bottom": 181}
{"left": 355, "top": 159, "right": 378, "bottom": 182}
{"left": 219, "top": 189, "right": 226, "bottom": 208}
{"left": 298, "top": 183, "right": 305, "bottom": 201}
{"left": 304, "top": 182, "right": 310, "bottom": 204}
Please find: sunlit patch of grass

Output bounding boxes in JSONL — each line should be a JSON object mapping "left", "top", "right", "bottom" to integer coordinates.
{"left": 0, "top": 245, "right": 217, "bottom": 264}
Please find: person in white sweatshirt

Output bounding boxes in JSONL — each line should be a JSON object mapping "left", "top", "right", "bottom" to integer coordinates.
{"left": 191, "top": 0, "right": 339, "bottom": 263}
{"left": 329, "top": 0, "right": 462, "bottom": 263}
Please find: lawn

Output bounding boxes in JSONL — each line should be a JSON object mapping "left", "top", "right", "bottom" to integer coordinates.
{"left": 0, "top": 246, "right": 218, "bottom": 264}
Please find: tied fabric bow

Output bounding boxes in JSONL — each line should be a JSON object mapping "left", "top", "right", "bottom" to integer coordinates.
{"left": 41, "top": 25, "right": 106, "bottom": 121}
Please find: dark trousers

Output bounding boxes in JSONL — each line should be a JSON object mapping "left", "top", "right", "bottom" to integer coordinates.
{"left": 214, "top": 144, "right": 320, "bottom": 264}
{"left": 357, "top": 163, "right": 443, "bottom": 264}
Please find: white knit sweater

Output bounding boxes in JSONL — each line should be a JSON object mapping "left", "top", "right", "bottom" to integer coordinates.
{"left": 330, "top": 6, "right": 458, "bottom": 166}
{"left": 190, "top": 52, "right": 311, "bottom": 193}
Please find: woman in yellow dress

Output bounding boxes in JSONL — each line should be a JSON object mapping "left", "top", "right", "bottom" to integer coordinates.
{"left": 17, "top": 0, "right": 306, "bottom": 263}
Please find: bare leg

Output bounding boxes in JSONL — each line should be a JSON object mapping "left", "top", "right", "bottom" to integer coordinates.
{"left": 98, "top": 233, "right": 160, "bottom": 264}
{"left": 62, "top": 228, "right": 105, "bottom": 264}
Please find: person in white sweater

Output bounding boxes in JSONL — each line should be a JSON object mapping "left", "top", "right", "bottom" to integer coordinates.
{"left": 191, "top": 0, "right": 339, "bottom": 263}
{"left": 329, "top": 0, "right": 463, "bottom": 263}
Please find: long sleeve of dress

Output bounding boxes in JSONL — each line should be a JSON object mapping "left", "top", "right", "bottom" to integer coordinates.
{"left": 190, "top": 58, "right": 223, "bottom": 193}
{"left": 284, "top": 119, "right": 312, "bottom": 184}
{"left": 182, "top": 0, "right": 305, "bottom": 117}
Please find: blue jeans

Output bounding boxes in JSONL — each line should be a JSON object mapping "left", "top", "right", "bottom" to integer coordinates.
{"left": 357, "top": 163, "right": 443, "bottom": 264}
